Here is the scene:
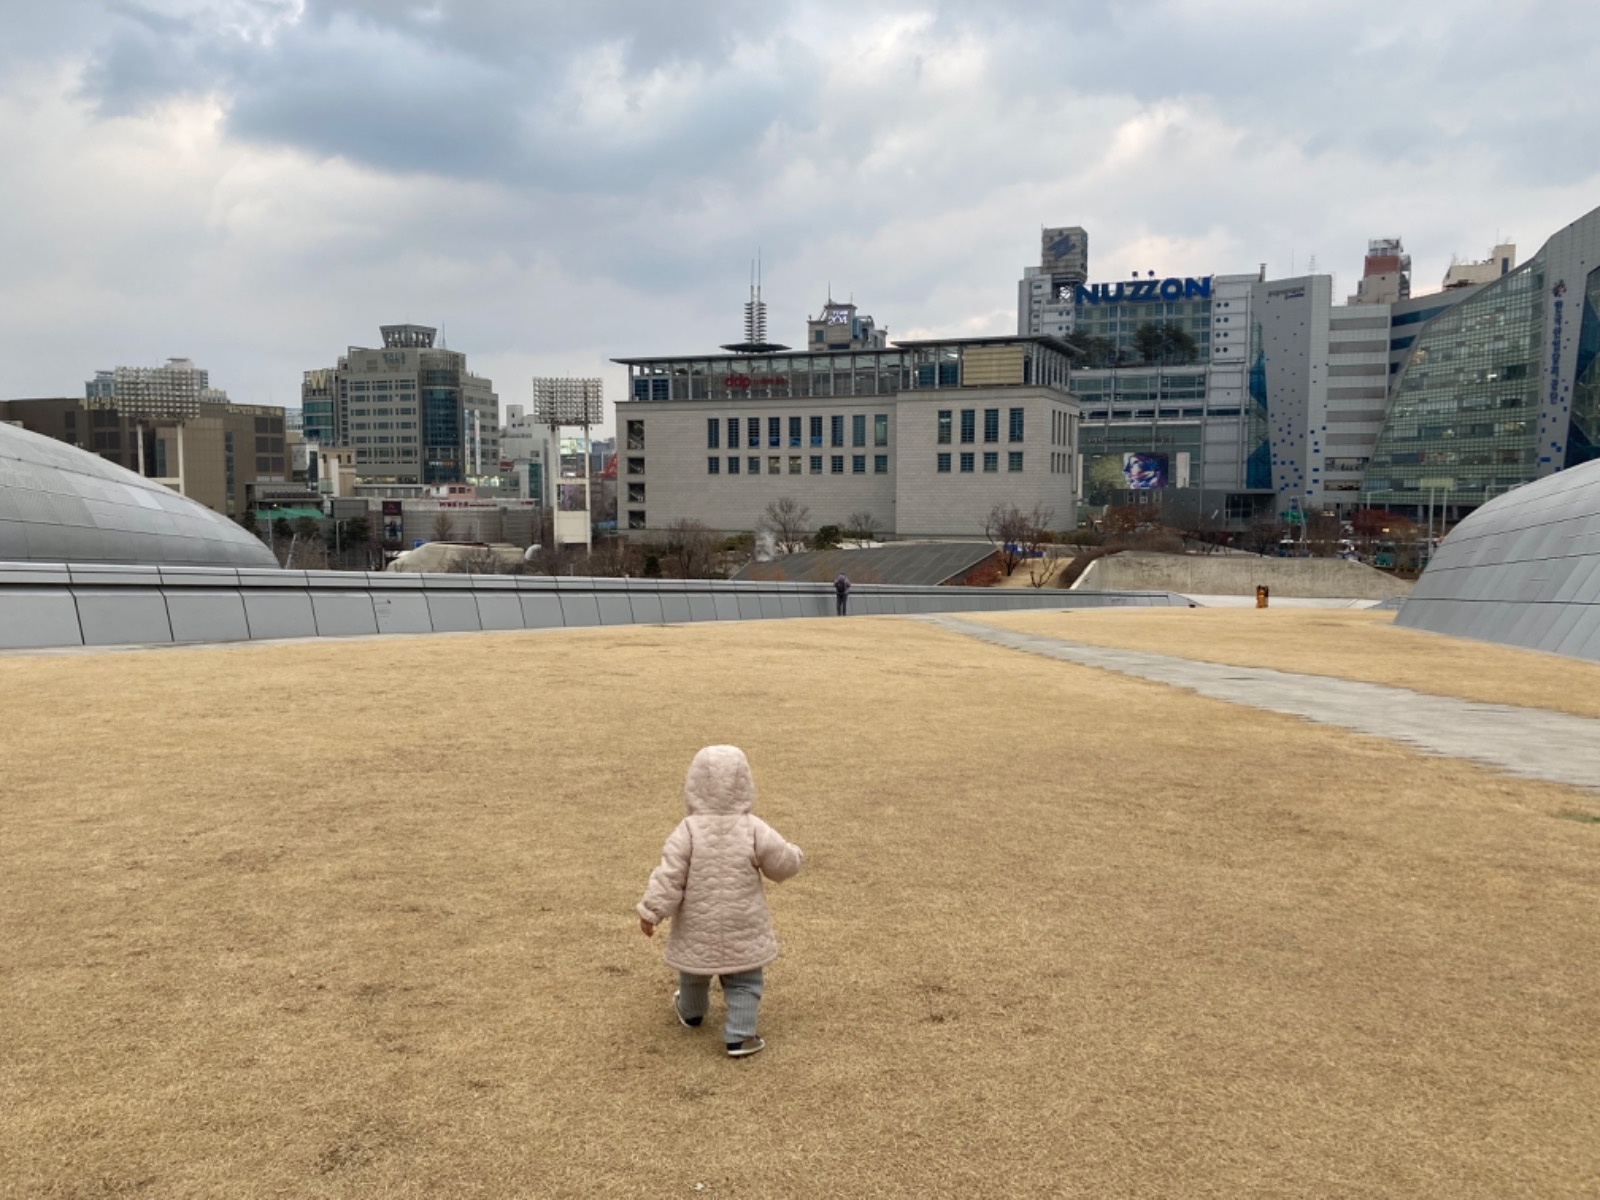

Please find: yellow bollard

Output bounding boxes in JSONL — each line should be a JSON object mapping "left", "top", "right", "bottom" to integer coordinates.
{"left": 1255, "top": 584, "right": 1269, "bottom": 609}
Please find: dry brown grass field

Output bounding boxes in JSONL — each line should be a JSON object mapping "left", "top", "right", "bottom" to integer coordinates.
{"left": 3, "top": 616, "right": 1599, "bottom": 1198}
{"left": 977, "top": 606, "right": 1600, "bottom": 720}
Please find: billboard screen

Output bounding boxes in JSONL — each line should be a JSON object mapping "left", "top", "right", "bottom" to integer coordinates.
{"left": 1122, "top": 452, "right": 1168, "bottom": 490}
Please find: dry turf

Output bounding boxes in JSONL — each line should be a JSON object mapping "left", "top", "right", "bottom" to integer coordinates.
{"left": 3, "top": 614, "right": 1599, "bottom": 1198}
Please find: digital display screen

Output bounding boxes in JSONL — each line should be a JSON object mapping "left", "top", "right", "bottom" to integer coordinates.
{"left": 825, "top": 309, "right": 851, "bottom": 326}
{"left": 1122, "top": 452, "right": 1168, "bottom": 489}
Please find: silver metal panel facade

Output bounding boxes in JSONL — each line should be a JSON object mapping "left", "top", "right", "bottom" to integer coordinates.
{"left": 1398, "top": 458, "right": 1600, "bottom": 659}
{"left": 0, "top": 421, "right": 278, "bottom": 568}
{"left": 0, "top": 566, "right": 1193, "bottom": 650}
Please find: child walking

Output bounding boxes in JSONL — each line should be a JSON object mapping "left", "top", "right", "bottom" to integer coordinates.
{"left": 637, "top": 745, "right": 804, "bottom": 1058}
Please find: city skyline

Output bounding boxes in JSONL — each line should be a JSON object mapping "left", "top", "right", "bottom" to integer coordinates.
{"left": 3, "top": 1, "right": 1598, "bottom": 433}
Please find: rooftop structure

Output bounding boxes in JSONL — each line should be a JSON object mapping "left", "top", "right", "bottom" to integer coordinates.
{"left": 1443, "top": 242, "right": 1518, "bottom": 290}
{"left": 1347, "top": 237, "right": 1412, "bottom": 306}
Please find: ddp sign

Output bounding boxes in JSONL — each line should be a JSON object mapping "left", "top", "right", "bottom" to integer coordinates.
{"left": 1066, "top": 277, "right": 1214, "bottom": 304}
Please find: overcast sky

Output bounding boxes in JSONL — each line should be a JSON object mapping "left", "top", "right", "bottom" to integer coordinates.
{"left": 3, "top": 0, "right": 1598, "bottom": 432}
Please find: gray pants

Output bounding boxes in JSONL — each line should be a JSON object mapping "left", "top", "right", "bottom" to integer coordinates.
{"left": 677, "top": 968, "right": 764, "bottom": 1042}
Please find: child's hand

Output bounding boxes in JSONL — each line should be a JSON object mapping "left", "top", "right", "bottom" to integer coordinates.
{"left": 639, "top": 917, "right": 655, "bottom": 938}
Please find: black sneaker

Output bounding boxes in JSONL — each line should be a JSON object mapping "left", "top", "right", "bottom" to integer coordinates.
{"left": 673, "top": 991, "right": 702, "bottom": 1028}
{"left": 726, "top": 1036, "right": 765, "bottom": 1058}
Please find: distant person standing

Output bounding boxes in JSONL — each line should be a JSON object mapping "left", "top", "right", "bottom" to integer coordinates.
{"left": 834, "top": 572, "right": 851, "bottom": 616}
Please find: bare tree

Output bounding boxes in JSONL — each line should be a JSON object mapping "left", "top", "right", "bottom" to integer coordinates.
{"left": 1026, "top": 543, "right": 1068, "bottom": 588}
{"left": 984, "top": 502, "right": 1054, "bottom": 577}
{"left": 447, "top": 545, "right": 505, "bottom": 575}
{"left": 843, "top": 510, "right": 880, "bottom": 548}
{"left": 431, "top": 511, "right": 457, "bottom": 542}
{"left": 761, "top": 497, "right": 811, "bottom": 555}
{"left": 660, "top": 519, "right": 720, "bottom": 579}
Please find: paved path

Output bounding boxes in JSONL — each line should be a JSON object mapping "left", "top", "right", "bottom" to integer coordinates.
{"left": 920, "top": 615, "right": 1600, "bottom": 794}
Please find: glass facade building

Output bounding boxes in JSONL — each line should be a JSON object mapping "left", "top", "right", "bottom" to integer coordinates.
{"left": 1364, "top": 261, "right": 1545, "bottom": 507}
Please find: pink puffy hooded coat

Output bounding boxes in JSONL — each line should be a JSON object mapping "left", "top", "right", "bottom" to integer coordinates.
{"left": 637, "top": 745, "right": 804, "bottom": 976}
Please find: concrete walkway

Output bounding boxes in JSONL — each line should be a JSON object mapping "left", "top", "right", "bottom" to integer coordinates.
{"left": 921, "top": 615, "right": 1600, "bottom": 795}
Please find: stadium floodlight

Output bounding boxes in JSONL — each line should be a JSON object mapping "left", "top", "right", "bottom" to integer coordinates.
{"left": 531, "top": 378, "right": 605, "bottom": 427}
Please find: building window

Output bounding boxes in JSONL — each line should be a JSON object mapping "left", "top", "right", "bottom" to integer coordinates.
{"left": 831, "top": 455, "right": 844, "bottom": 474}
{"left": 960, "top": 452, "right": 974, "bottom": 473}
{"left": 627, "top": 482, "right": 646, "bottom": 503}
{"left": 768, "top": 417, "right": 781, "bottom": 448}
{"left": 627, "top": 420, "right": 644, "bottom": 450}
{"left": 874, "top": 454, "right": 888, "bottom": 474}
{"left": 810, "top": 416, "right": 823, "bottom": 446}
{"left": 874, "top": 414, "right": 888, "bottom": 446}
{"left": 810, "top": 455, "right": 823, "bottom": 474}
{"left": 937, "top": 410, "right": 952, "bottom": 444}
{"left": 748, "top": 456, "right": 760, "bottom": 475}
{"left": 960, "top": 410, "right": 975, "bottom": 443}
{"left": 728, "top": 418, "right": 740, "bottom": 449}
{"left": 852, "top": 414, "right": 866, "bottom": 447}
{"left": 708, "top": 456, "right": 721, "bottom": 474}
{"left": 748, "top": 417, "right": 761, "bottom": 447}
{"left": 984, "top": 409, "right": 999, "bottom": 443}
{"left": 937, "top": 452, "right": 951, "bottom": 473}
{"left": 628, "top": 510, "right": 646, "bottom": 530}
{"left": 983, "top": 451, "right": 998, "bottom": 472}
{"left": 768, "top": 456, "right": 781, "bottom": 475}
{"left": 707, "top": 418, "right": 720, "bottom": 449}
{"left": 728, "top": 456, "right": 740, "bottom": 475}
{"left": 789, "top": 456, "right": 802, "bottom": 474}
{"left": 627, "top": 457, "right": 645, "bottom": 476}
{"left": 1009, "top": 408, "right": 1025, "bottom": 442}
{"left": 852, "top": 454, "right": 866, "bottom": 474}
{"left": 1010, "top": 451, "right": 1024, "bottom": 472}
{"left": 789, "top": 416, "right": 802, "bottom": 447}
{"left": 831, "top": 415, "right": 845, "bottom": 447}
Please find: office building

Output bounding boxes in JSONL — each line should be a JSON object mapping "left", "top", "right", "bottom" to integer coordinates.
{"left": 1363, "top": 205, "right": 1600, "bottom": 510}
{"left": 501, "top": 403, "right": 555, "bottom": 504}
{"left": 0, "top": 381, "right": 286, "bottom": 519}
{"left": 613, "top": 322, "right": 1079, "bottom": 538}
{"left": 301, "top": 325, "right": 499, "bottom": 487}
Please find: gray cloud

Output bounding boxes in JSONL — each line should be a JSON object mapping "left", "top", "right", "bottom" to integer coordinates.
{"left": 3, "top": 0, "right": 1598, "bottom": 422}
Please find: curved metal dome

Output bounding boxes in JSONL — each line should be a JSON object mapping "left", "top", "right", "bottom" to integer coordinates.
{"left": 0, "top": 420, "right": 279, "bottom": 568}
{"left": 1398, "top": 457, "right": 1600, "bottom": 660}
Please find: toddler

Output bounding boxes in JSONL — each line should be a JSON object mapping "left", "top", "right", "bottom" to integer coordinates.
{"left": 637, "top": 745, "right": 804, "bottom": 1058}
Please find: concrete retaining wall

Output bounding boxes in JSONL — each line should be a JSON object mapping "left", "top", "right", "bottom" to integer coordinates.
{"left": 0, "top": 562, "right": 1193, "bottom": 651}
{"left": 1074, "top": 552, "right": 1412, "bottom": 600}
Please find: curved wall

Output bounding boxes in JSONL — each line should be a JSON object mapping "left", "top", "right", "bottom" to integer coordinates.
{"left": 1397, "top": 457, "right": 1600, "bottom": 660}
{"left": 0, "top": 421, "right": 278, "bottom": 568}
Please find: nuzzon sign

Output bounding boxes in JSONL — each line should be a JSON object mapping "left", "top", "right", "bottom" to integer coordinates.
{"left": 1066, "top": 277, "right": 1214, "bottom": 305}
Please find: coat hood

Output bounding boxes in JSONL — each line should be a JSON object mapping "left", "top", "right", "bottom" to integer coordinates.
{"left": 683, "top": 744, "right": 756, "bottom": 816}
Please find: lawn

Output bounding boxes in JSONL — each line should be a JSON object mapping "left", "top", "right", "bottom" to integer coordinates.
{"left": 2, "top": 616, "right": 1598, "bottom": 1198}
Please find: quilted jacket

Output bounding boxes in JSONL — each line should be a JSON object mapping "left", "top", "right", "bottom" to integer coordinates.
{"left": 637, "top": 745, "right": 804, "bottom": 975}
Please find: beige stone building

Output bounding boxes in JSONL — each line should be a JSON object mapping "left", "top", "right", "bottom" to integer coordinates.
{"left": 612, "top": 337, "right": 1080, "bottom": 538}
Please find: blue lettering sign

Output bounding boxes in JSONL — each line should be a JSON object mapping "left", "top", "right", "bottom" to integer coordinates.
{"left": 1549, "top": 282, "right": 1565, "bottom": 425}
{"left": 1073, "top": 276, "right": 1214, "bottom": 305}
